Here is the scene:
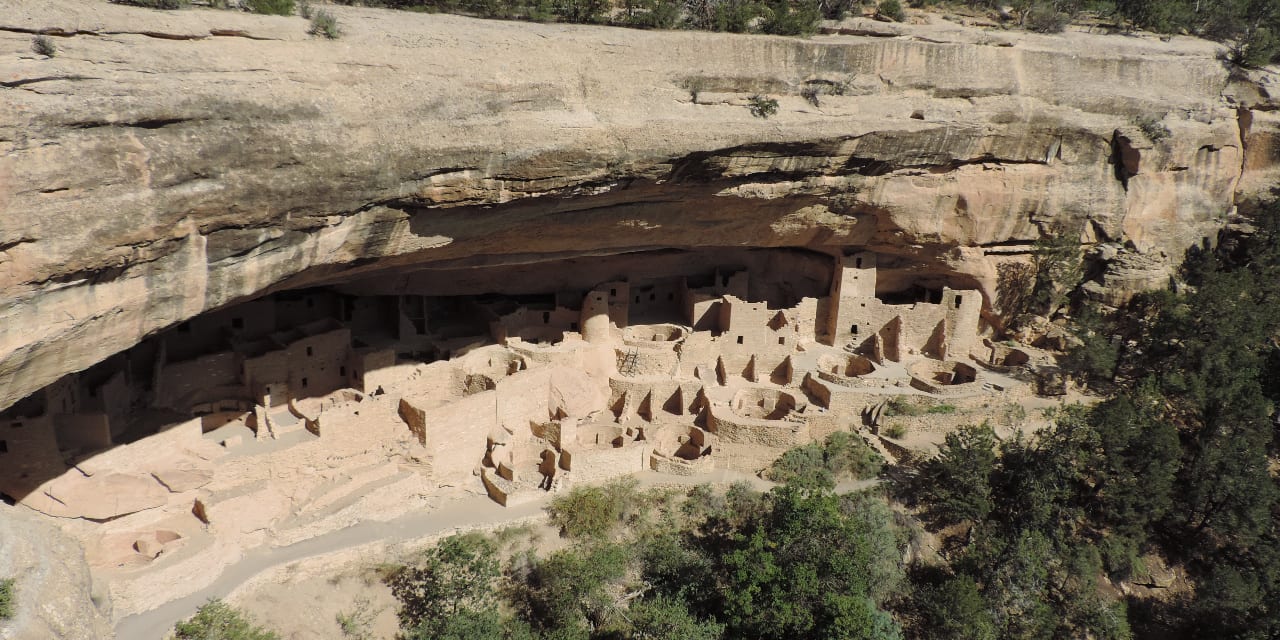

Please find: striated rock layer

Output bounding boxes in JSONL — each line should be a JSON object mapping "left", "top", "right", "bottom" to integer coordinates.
{"left": 1, "top": 0, "right": 1278, "bottom": 412}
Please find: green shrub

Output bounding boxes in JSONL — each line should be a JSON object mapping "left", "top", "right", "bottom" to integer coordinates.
{"left": 308, "top": 9, "right": 342, "bottom": 38}
{"left": 759, "top": 0, "right": 821, "bottom": 35}
{"left": 0, "top": 578, "right": 14, "bottom": 620}
{"left": 518, "top": 543, "right": 631, "bottom": 631}
{"left": 624, "top": 0, "right": 683, "bottom": 28}
{"left": 747, "top": 94, "right": 778, "bottom": 118}
{"left": 173, "top": 599, "right": 279, "bottom": 640}
{"left": 800, "top": 85, "right": 821, "bottom": 107}
{"left": 926, "top": 404, "right": 957, "bottom": 415}
{"left": 883, "top": 423, "right": 907, "bottom": 439}
{"left": 547, "top": 477, "right": 638, "bottom": 539}
{"left": 767, "top": 431, "right": 883, "bottom": 487}
{"left": 628, "top": 596, "right": 725, "bottom": 640}
{"left": 1098, "top": 534, "right": 1143, "bottom": 581}
{"left": 885, "top": 396, "right": 923, "bottom": 416}
{"left": 1002, "top": 402, "right": 1027, "bottom": 425}
{"left": 682, "top": 77, "right": 708, "bottom": 103}
{"left": 553, "top": 0, "right": 609, "bottom": 22}
{"left": 32, "top": 35, "right": 56, "bottom": 57}
{"left": 1135, "top": 115, "right": 1170, "bottom": 142}
{"left": 710, "top": 0, "right": 764, "bottom": 33}
{"left": 876, "top": 0, "right": 904, "bottom": 22}
{"left": 245, "top": 0, "right": 295, "bottom": 15}
{"left": 819, "top": 0, "right": 857, "bottom": 20}
{"left": 298, "top": 0, "right": 313, "bottom": 17}
{"left": 1233, "top": 26, "right": 1280, "bottom": 68}
{"left": 768, "top": 443, "right": 832, "bottom": 488}
{"left": 386, "top": 533, "right": 499, "bottom": 637}
{"left": 1024, "top": 2, "right": 1067, "bottom": 33}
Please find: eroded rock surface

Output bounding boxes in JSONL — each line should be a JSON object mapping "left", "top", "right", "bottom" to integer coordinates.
{"left": 1, "top": 0, "right": 1277, "bottom": 411}
{"left": 0, "top": 504, "right": 113, "bottom": 640}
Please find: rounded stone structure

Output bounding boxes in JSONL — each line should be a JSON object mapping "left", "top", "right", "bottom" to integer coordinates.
{"left": 816, "top": 353, "right": 876, "bottom": 378}
{"left": 907, "top": 359, "right": 980, "bottom": 394}
{"left": 623, "top": 323, "right": 689, "bottom": 345}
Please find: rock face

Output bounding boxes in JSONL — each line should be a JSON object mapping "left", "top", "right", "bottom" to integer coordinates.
{"left": 1, "top": 0, "right": 1278, "bottom": 412}
{"left": 0, "top": 504, "right": 114, "bottom": 640}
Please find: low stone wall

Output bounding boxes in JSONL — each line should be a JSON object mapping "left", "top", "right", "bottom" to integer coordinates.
{"left": 650, "top": 451, "right": 714, "bottom": 476}
{"left": 707, "top": 402, "right": 809, "bottom": 448}
{"left": 565, "top": 444, "right": 651, "bottom": 484}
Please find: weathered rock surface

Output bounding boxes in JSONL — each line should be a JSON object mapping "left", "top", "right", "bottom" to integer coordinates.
{"left": 1, "top": 1, "right": 1278, "bottom": 411}
{"left": 0, "top": 504, "right": 113, "bottom": 640}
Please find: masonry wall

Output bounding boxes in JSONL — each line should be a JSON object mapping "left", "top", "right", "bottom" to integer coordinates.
{"left": 166, "top": 298, "right": 276, "bottom": 362}
{"left": 243, "top": 349, "right": 290, "bottom": 400}
{"left": 608, "top": 377, "right": 705, "bottom": 421}
{"left": 274, "top": 290, "right": 340, "bottom": 331}
{"left": 157, "top": 352, "right": 244, "bottom": 410}
{"left": 0, "top": 415, "right": 63, "bottom": 497}
{"left": 350, "top": 348, "right": 397, "bottom": 393}
{"left": 714, "top": 296, "right": 802, "bottom": 385}
{"left": 399, "top": 367, "right": 597, "bottom": 483}
{"left": 53, "top": 413, "right": 112, "bottom": 455}
{"left": 707, "top": 402, "right": 810, "bottom": 448}
{"left": 564, "top": 444, "right": 650, "bottom": 484}
{"left": 285, "top": 328, "right": 351, "bottom": 399}
{"left": 599, "top": 281, "right": 630, "bottom": 328}
{"left": 43, "top": 375, "right": 80, "bottom": 416}
{"left": 493, "top": 306, "right": 580, "bottom": 344}
{"left": 628, "top": 278, "right": 685, "bottom": 322}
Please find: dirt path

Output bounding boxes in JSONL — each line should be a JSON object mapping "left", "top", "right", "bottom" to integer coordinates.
{"left": 114, "top": 469, "right": 773, "bottom": 639}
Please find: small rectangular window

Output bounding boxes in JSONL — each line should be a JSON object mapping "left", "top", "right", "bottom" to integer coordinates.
{"left": 543, "top": 312, "right": 551, "bottom": 324}
{"left": 778, "top": 337, "right": 785, "bottom": 345}
{"left": 954, "top": 295, "right": 963, "bottom": 309}
{"left": 649, "top": 293, "right": 656, "bottom": 302}
{"left": 736, "top": 336, "right": 744, "bottom": 345}
{"left": 0, "top": 440, "right": 7, "bottom": 454}
{"left": 306, "top": 346, "right": 313, "bottom": 356}
{"left": 610, "top": 288, "right": 617, "bottom": 297}
{"left": 851, "top": 325, "right": 859, "bottom": 335}
{"left": 635, "top": 296, "right": 640, "bottom": 303}
{"left": 855, "top": 257, "right": 863, "bottom": 268}
{"left": 301, "top": 377, "right": 308, "bottom": 388}
{"left": 340, "top": 366, "right": 346, "bottom": 376}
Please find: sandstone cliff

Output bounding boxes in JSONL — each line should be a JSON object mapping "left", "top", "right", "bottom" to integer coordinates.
{"left": 1, "top": 0, "right": 1278, "bottom": 412}
{"left": 0, "top": 503, "right": 114, "bottom": 640}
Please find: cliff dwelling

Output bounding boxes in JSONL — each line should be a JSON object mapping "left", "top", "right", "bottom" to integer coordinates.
{"left": 7, "top": 0, "right": 1279, "bottom": 632}
{"left": 0, "top": 242, "right": 1067, "bottom": 596}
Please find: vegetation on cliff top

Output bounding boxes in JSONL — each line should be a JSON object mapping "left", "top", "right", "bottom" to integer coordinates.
{"left": 0, "top": 577, "right": 14, "bottom": 621}
{"left": 106, "top": 0, "right": 1280, "bottom": 64}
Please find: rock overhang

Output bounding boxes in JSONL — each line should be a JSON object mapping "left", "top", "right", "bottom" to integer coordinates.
{"left": 1, "top": 0, "right": 1278, "bottom": 411}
